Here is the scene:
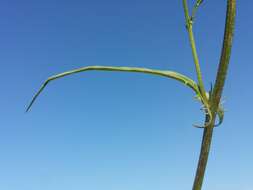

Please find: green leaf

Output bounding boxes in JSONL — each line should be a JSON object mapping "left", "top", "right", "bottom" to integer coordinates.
{"left": 26, "top": 66, "right": 200, "bottom": 112}
{"left": 191, "top": 0, "right": 204, "bottom": 22}
{"left": 26, "top": 65, "right": 214, "bottom": 128}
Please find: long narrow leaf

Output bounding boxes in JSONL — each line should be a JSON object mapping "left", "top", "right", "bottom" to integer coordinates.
{"left": 26, "top": 66, "right": 200, "bottom": 112}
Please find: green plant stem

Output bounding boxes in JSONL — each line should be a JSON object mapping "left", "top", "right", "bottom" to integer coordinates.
{"left": 182, "top": 0, "right": 206, "bottom": 98}
{"left": 183, "top": 0, "right": 212, "bottom": 127}
{"left": 192, "top": 0, "right": 236, "bottom": 189}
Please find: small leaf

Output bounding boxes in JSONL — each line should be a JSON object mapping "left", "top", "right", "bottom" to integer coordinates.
{"left": 197, "top": 0, "right": 204, "bottom": 6}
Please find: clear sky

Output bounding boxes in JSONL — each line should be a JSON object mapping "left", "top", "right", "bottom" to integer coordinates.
{"left": 0, "top": 0, "right": 252, "bottom": 189}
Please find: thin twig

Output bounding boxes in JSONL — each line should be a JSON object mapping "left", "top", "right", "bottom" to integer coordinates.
{"left": 182, "top": 0, "right": 212, "bottom": 127}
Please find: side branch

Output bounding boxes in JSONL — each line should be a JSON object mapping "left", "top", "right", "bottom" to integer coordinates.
{"left": 182, "top": 0, "right": 206, "bottom": 97}
{"left": 183, "top": 0, "right": 212, "bottom": 126}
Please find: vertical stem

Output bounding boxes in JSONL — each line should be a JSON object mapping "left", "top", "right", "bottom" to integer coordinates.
{"left": 211, "top": 0, "right": 236, "bottom": 112}
{"left": 188, "top": 28, "right": 206, "bottom": 98}
{"left": 182, "top": 0, "right": 212, "bottom": 124}
{"left": 192, "top": 118, "right": 214, "bottom": 190}
{"left": 182, "top": 0, "right": 206, "bottom": 98}
{"left": 183, "top": 0, "right": 212, "bottom": 127}
{"left": 192, "top": 1, "right": 236, "bottom": 190}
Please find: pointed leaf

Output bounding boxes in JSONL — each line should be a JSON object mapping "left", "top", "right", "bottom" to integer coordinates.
{"left": 26, "top": 66, "right": 200, "bottom": 112}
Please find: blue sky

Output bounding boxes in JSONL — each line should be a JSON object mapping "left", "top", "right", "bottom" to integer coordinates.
{"left": 0, "top": 0, "right": 252, "bottom": 189}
